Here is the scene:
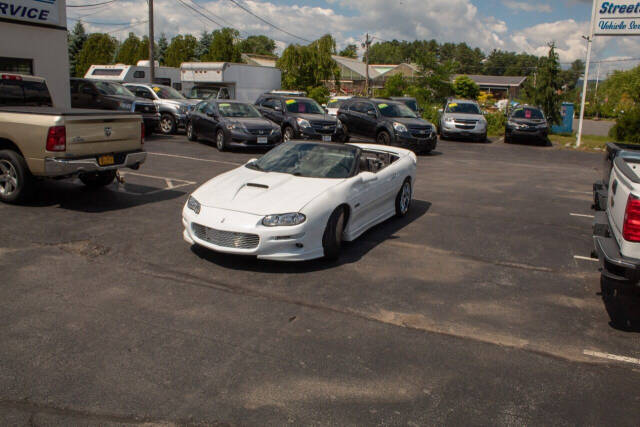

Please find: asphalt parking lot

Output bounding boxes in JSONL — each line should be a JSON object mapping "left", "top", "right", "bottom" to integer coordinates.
{"left": 1, "top": 134, "right": 639, "bottom": 425}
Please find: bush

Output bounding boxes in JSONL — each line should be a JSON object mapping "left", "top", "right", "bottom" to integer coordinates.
{"left": 307, "top": 86, "right": 330, "bottom": 106}
{"left": 452, "top": 76, "right": 480, "bottom": 100}
{"left": 421, "top": 104, "right": 440, "bottom": 126}
{"left": 485, "top": 111, "right": 506, "bottom": 136}
{"left": 610, "top": 107, "right": 640, "bottom": 143}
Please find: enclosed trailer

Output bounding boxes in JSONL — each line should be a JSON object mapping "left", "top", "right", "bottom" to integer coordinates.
{"left": 180, "top": 62, "right": 281, "bottom": 103}
{"left": 84, "top": 61, "right": 181, "bottom": 89}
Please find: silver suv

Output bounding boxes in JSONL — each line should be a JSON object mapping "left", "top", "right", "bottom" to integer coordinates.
{"left": 124, "top": 83, "right": 200, "bottom": 135}
{"left": 439, "top": 98, "right": 487, "bottom": 142}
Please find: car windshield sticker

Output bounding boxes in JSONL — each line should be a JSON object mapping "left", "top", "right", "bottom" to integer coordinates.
{"left": 285, "top": 99, "right": 296, "bottom": 105}
{"left": 378, "top": 103, "right": 388, "bottom": 108}
{"left": 449, "top": 103, "right": 458, "bottom": 108}
{"left": 219, "top": 103, "right": 231, "bottom": 107}
{"left": 152, "top": 87, "right": 161, "bottom": 93}
{"left": 525, "top": 109, "right": 532, "bottom": 119}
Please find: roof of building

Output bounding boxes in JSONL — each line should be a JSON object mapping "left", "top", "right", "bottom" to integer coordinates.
{"left": 453, "top": 74, "right": 527, "bottom": 87}
{"left": 332, "top": 55, "right": 386, "bottom": 79}
{"left": 241, "top": 53, "right": 277, "bottom": 67}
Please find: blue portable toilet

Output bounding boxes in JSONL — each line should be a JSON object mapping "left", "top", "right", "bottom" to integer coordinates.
{"left": 551, "top": 102, "right": 574, "bottom": 134}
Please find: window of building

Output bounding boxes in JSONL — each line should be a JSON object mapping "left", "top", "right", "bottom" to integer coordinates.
{"left": 91, "top": 69, "right": 123, "bottom": 76}
{"left": 133, "top": 70, "right": 146, "bottom": 78}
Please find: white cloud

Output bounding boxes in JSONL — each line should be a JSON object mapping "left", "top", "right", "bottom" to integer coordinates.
{"left": 501, "top": 1, "right": 552, "bottom": 13}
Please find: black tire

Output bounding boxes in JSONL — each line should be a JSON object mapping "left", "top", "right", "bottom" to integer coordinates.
{"left": 79, "top": 170, "right": 117, "bottom": 188}
{"left": 479, "top": 133, "right": 488, "bottom": 143}
{"left": 283, "top": 126, "right": 295, "bottom": 142}
{"left": 215, "top": 129, "right": 227, "bottom": 151}
{"left": 600, "top": 276, "right": 640, "bottom": 329}
{"left": 504, "top": 133, "right": 512, "bottom": 144}
{"left": 322, "top": 206, "right": 346, "bottom": 261}
{"left": 0, "top": 149, "right": 33, "bottom": 204}
{"left": 159, "top": 113, "right": 177, "bottom": 135}
{"left": 377, "top": 130, "right": 391, "bottom": 145}
{"left": 340, "top": 123, "right": 351, "bottom": 143}
{"left": 395, "top": 179, "right": 412, "bottom": 217}
{"left": 186, "top": 120, "right": 197, "bottom": 141}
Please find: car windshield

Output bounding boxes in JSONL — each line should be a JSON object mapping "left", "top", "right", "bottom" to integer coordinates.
{"left": 327, "top": 99, "right": 345, "bottom": 109}
{"left": 94, "top": 81, "right": 134, "bottom": 97}
{"left": 377, "top": 102, "right": 417, "bottom": 118}
{"left": 511, "top": 108, "right": 545, "bottom": 120}
{"left": 152, "top": 85, "right": 185, "bottom": 100}
{"left": 217, "top": 102, "right": 262, "bottom": 118}
{"left": 446, "top": 102, "right": 481, "bottom": 114}
{"left": 402, "top": 99, "right": 418, "bottom": 112}
{"left": 285, "top": 99, "right": 325, "bottom": 114}
{"left": 247, "top": 142, "right": 357, "bottom": 179}
{"left": 191, "top": 87, "right": 218, "bottom": 99}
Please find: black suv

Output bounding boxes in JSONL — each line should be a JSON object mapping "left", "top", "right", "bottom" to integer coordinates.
{"left": 504, "top": 105, "right": 548, "bottom": 144}
{"left": 255, "top": 94, "right": 346, "bottom": 142}
{"left": 70, "top": 78, "right": 159, "bottom": 132}
{"left": 337, "top": 98, "right": 437, "bottom": 154}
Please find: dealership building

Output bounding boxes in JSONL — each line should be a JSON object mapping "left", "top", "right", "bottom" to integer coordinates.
{"left": 0, "top": 0, "right": 71, "bottom": 107}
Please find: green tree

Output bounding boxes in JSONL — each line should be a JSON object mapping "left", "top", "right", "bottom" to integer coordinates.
{"left": 115, "top": 32, "right": 143, "bottom": 65}
{"left": 68, "top": 21, "right": 88, "bottom": 77}
{"left": 164, "top": 34, "right": 198, "bottom": 67}
{"left": 195, "top": 31, "right": 213, "bottom": 60}
{"left": 238, "top": 35, "right": 276, "bottom": 56}
{"left": 277, "top": 34, "right": 340, "bottom": 91}
{"left": 308, "top": 86, "right": 330, "bottom": 105}
{"left": 452, "top": 75, "right": 480, "bottom": 99}
{"left": 75, "top": 33, "right": 117, "bottom": 77}
{"left": 157, "top": 33, "right": 168, "bottom": 65}
{"left": 413, "top": 51, "right": 454, "bottom": 103}
{"left": 532, "top": 43, "right": 563, "bottom": 125}
{"left": 382, "top": 74, "right": 409, "bottom": 97}
{"left": 206, "top": 28, "right": 241, "bottom": 62}
{"left": 338, "top": 44, "right": 358, "bottom": 59}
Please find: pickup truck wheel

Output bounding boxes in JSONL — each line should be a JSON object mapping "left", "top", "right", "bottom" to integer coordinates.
{"left": 216, "top": 129, "right": 227, "bottom": 151}
{"left": 186, "top": 121, "right": 197, "bottom": 141}
{"left": 377, "top": 130, "right": 391, "bottom": 145}
{"left": 395, "top": 179, "right": 412, "bottom": 217}
{"left": 160, "top": 113, "right": 177, "bottom": 135}
{"left": 323, "top": 207, "right": 346, "bottom": 261}
{"left": 0, "top": 150, "right": 33, "bottom": 204}
{"left": 79, "top": 170, "right": 116, "bottom": 188}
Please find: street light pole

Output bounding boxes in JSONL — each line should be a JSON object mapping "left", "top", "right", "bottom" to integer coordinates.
{"left": 576, "top": 0, "right": 598, "bottom": 148}
{"left": 363, "top": 33, "right": 371, "bottom": 96}
{"left": 148, "top": 0, "right": 155, "bottom": 84}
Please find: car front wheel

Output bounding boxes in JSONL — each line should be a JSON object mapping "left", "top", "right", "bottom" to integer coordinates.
{"left": 0, "top": 149, "right": 33, "bottom": 204}
{"left": 187, "top": 121, "right": 197, "bottom": 141}
{"left": 323, "top": 206, "right": 346, "bottom": 261}
{"left": 395, "top": 179, "right": 412, "bottom": 217}
{"left": 216, "top": 129, "right": 227, "bottom": 151}
{"left": 283, "top": 126, "right": 295, "bottom": 142}
{"left": 377, "top": 130, "right": 391, "bottom": 145}
{"left": 160, "top": 113, "right": 176, "bottom": 135}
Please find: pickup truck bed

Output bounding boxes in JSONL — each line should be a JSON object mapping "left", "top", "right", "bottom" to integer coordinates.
{"left": 593, "top": 142, "right": 640, "bottom": 211}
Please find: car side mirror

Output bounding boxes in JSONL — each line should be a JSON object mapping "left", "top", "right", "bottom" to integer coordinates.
{"left": 274, "top": 105, "right": 282, "bottom": 112}
{"left": 438, "top": 108, "right": 444, "bottom": 113}
{"left": 82, "top": 87, "right": 95, "bottom": 96}
{"left": 360, "top": 171, "right": 378, "bottom": 183}
{"left": 367, "top": 110, "right": 377, "bottom": 117}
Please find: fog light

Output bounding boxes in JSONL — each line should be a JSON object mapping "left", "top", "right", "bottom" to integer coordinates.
{"left": 295, "top": 243, "right": 304, "bottom": 248}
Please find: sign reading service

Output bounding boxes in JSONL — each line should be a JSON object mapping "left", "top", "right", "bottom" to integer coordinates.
{"left": 0, "top": 0, "right": 60, "bottom": 26}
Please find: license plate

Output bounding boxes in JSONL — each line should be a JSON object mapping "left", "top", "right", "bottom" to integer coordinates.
{"left": 322, "top": 135, "right": 332, "bottom": 142}
{"left": 257, "top": 137, "right": 268, "bottom": 144}
{"left": 98, "top": 154, "right": 114, "bottom": 166}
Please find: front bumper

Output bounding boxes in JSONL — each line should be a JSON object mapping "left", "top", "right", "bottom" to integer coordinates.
{"left": 44, "top": 150, "right": 147, "bottom": 177}
{"left": 297, "top": 127, "right": 345, "bottom": 142}
{"left": 395, "top": 132, "right": 437, "bottom": 153}
{"left": 182, "top": 205, "right": 325, "bottom": 261}
{"left": 442, "top": 124, "right": 486, "bottom": 139}
{"left": 593, "top": 211, "right": 640, "bottom": 287}
{"left": 506, "top": 127, "right": 548, "bottom": 139}
{"left": 229, "top": 130, "right": 282, "bottom": 148}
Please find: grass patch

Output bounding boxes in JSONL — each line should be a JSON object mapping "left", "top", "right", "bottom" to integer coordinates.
{"left": 549, "top": 134, "right": 615, "bottom": 151}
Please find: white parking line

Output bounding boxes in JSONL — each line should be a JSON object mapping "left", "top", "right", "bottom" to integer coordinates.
{"left": 570, "top": 213, "right": 595, "bottom": 218}
{"left": 119, "top": 171, "right": 195, "bottom": 184}
{"left": 574, "top": 255, "right": 598, "bottom": 262}
{"left": 584, "top": 350, "right": 640, "bottom": 366}
{"left": 116, "top": 171, "right": 195, "bottom": 195}
{"left": 147, "top": 152, "right": 242, "bottom": 166}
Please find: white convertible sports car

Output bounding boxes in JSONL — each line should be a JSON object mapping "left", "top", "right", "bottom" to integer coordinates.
{"left": 182, "top": 141, "right": 417, "bottom": 261}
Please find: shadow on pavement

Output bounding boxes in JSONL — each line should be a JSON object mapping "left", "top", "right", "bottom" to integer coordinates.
{"left": 191, "top": 199, "right": 432, "bottom": 273}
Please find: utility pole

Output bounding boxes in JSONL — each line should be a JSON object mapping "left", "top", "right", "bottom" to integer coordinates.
{"left": 362, "top": 33, "right": 372, "bottom": 96}
{"left": 148, "top": 0, "right": 155, "bottom": 84}
{"left": 577, "top": 0, "right": 598, "bottom": 148}
{"left": 594, "top": 60, "right": 601, "bottom": 118}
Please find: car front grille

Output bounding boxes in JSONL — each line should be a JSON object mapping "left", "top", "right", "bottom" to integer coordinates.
{"left": 247, "top": 128, "right": 272, "bottom": 136}
{"left": 408, "top": 125, "right": 432, "bottom": 138}
{"left": 192, "top": 223, "right": 260, "bottom": 249}
{"left": 310, "top": 121, "right": 336, "bottom": 134}
{"left": 454, "top": 119, "right": 477, "bottom": 130}
{"left": 135, "top": 103, "right": 157, "bottom": 114}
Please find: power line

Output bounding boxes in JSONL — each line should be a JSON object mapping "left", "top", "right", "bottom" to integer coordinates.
{"left": 188, "top": 0, "right": 237, "bottom": 29}
{"left": 106, "top": 19, "right": 148, "bottom": 34}
{"left": 67, "top": 0, "right": 118, "bottom": 7}
{"left": 67, "top": 16, "right": 138, "bottom": 25}
{"left": 224, "top": 0, "right": 311, "bottom": 43}
{"left": 175, "top": 0, "right": 224, "bottom": 28}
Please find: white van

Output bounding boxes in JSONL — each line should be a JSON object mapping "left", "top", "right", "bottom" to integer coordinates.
{"left": 85, "top": 61, "right": 181, "bottom": 89}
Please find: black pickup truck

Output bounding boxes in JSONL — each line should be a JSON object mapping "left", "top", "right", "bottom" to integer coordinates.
{"left": 592, "top": 142, "right": 640, "bottom": 211}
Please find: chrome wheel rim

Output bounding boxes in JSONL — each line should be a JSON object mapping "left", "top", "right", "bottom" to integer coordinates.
{"left": 217, "top": 132, "right": 224, "bottom": 149}
{"left": 160, "top": 117, "right": 172, "bottom": 133}
{"left": 400, "top": 182, "right": 411, "bottom": 214}
{"left": 187, "top": 123, "right": 193, "bottom": 138}
{"left": 0, "top": 160, "right": 18, "bottom": 197}
{"left": 335, "top": 211, "right": 345, "bottom": 244}
{"left": 284, "top": 128, "right": 293, "bottom": 142}
{"left": 378, "top": 132, "right": 388, "bottom": 144}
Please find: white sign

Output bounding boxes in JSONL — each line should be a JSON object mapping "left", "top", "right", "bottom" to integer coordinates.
{"left": 595, "top": 1, "right": 640, "bottom": 35}
{"left": 0, "top": 0, "right": 60, "bottom": 26}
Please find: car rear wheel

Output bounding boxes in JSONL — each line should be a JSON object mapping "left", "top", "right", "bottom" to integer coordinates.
{"left": 0, "top": 150, "right": 33, "bottom": 204}
{"left": 323, "top": 206, "right": 346, "bottom": 261}
{"left": 186, "top": 121, "right": 197, "bottom": 141}
{"left": 79, "top": 170, "right": 117, "bottom": 188}
{"left": 160, "top": 113, "right": 176, "bottom": 135}
{"left": 340, "top": 123, "right": 350, "bottom": 143}
{"left": 395, "top": 179, "right": 412, "bottom": 217}
{"left": 377, "top": 130, "right": 391, "bottom": 145}
{"left": 216, "top": 129, "right": 227, "bottom": 151}
{"left": 283, "top": 126, "right": 295, "bottom": 142}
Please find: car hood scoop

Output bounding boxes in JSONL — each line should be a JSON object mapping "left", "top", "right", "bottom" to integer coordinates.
{"left": 194, "top": 167, "right": 343, "bottom": 215}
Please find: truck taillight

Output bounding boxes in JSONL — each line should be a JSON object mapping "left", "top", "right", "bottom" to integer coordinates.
{"left": 46, "top": 126, "right": 66, "bottom": 152}
{"left": 141, "top": 122, "right": 145, "bottom": 145}
{"left": 1, "top": 74, "right": 22, "bottom": 80}
{"left": 623, "top": 194, "right": 640, "bottom": 242}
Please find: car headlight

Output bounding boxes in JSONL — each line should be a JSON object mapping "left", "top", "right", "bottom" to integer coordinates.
{"left": 178, "top": 105, "right": 188, "bottom": 114}
{"left": 444, "top": 117, "right": 455, "bottom": 124}
{"left": 187, "top": 196, "right": 201, "bottom": 214}
{"left": 119, "top": 102, "right": 133, "bottom": 111}
{"left": 227, "top": 122, "right": 247, "bottom": 132}
{"left": 270, "top": 126, "right": 281, "bottom": 135}
{"left": 262, "top": 213, "right": 306, "bottom": 227}
{"left": 296, "top": 118, "right": 311, "bottom": 128}
{"left": 336, "top": 119, "right": 343, "bottom": 129}
{"left": 478, "top": 119, "right": 487, "bottom": 128}
{"left": 393, "top": 122, "right": 408, "bottom": 133}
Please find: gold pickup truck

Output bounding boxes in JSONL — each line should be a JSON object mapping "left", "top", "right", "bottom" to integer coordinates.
{"left": 0, "top": 74, "right": 146, "bottom": 203}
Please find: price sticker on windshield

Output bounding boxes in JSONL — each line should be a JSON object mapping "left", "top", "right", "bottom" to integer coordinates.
{"left": 378, "top": 103, "right": 388, "bottom": 108}
{"left": 152, "top": 87, "right": 161, "bottom": 93}
{"left": 525, "top": 110, "right": 532, "bottom": 119}
{"left": 449, "top": 103, "right": 458, "bottom": 108}
{"left": 219, "top": 103, "right": 231, "bottom": 107}
{"left": 285, "top": 99, "right": 296, "bottom": 105}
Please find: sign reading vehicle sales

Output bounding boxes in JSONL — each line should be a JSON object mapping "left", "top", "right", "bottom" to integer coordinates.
{"left": 0, "top": 0, "right": 60, "bottom": 26}
{"left": 596, "top": 1, "right": 640, "bottom": 35}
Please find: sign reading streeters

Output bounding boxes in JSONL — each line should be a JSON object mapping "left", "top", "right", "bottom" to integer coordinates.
{"left": 596, "top": 1, "right": 640, "bottom": 35}
{"left": 0, "top": 0, "right": 60, "bottom": 26}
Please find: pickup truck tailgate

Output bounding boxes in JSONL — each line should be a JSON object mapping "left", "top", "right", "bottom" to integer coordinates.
{"left": 609, "top": 156, "right": 640, "bottom": 259}
{"left": 64, "top": 115, "right": 142, "bottom": 156}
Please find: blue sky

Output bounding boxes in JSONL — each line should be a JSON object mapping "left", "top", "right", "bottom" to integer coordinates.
{"left": 66, "top": 0, "right": 640, "bottom": 73}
